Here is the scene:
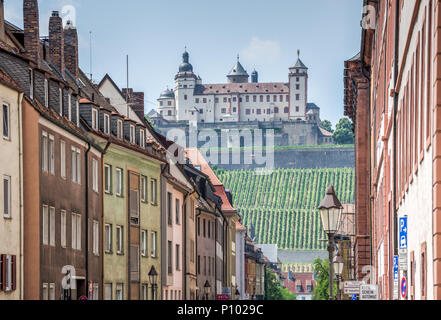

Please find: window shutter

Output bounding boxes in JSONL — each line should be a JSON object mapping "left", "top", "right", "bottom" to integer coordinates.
{"left": 11, "top": 255, "right": 16, "bottom": 291}
{"left": 1, "top": 254, "right": 6, "bottom": 291}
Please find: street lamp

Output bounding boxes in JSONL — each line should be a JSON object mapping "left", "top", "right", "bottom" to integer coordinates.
{"left": 318, "top": 185, "right": 343, "bottom": 301}
{"left": 148, "top": 266, "right": 158, "bottom": 300}
{"left": 333, "top": 251, "right": 344, "bottom": 300}
{"left": 204, "top": 280, "right": 211, "bottom": 300}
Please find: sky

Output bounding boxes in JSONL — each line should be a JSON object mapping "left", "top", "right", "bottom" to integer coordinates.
{"left": 4, "top": 0, "right": 363, "bottom": 128}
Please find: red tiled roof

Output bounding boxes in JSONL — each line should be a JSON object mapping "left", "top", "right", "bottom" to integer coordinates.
{"left": 214, "top": 185, "right": 236, "bottom": 213}
{"left": 194, "top": 82, "right": 289, "bottom": 95}
{"left": 319, "top": 127, "right": 333, "bottom": 137}
{"left": 236, "top": 221, "right": 247, "bottom": 231}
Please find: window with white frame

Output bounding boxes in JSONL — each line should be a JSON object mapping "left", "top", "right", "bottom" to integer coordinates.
{"left": 116, "top": 283, "right": 123, "bottom": 300}
{"left": 3, "top": 175, "right": 11, "bottom": 218}
{"left": 116, "top": 225, "right": 123, "bottom": 254}
{"left": 150, "top": 178, "right": 157, "bottom": 205}
{"left": 49, "top": 283, "right": 55, "bottom": 300}
{"left": 176, "top": 199, "right": 180, "bottom": 224}
{"left": 93, "top": 220, "right": 99, "bottom": 256}
{"left": 140, "top": 129, "right": 145, "bottom": 148}
{"left": 59, "top": 88, "right": 63, "bottom": 115}
{"left": 3, "top": 255, "right": 15, "bottom": 292}
{"left": 60, "top": 141, "right": 66, "bottom": 179}
{"left": 92, "top": 159, "right": 98, "bottom": 192}
{"left": 92, "top": 283, "right": 99, "bottom": 300}
{"left": 141, "top": 230, "right": 147, "bottom": 257}
{"left": 42, "top": 283, "right": 48, "bottom": 300}
{"left": 105, "top": 223, "right": 112, "bottom": 253}
{"left": 130, "top": 125, "right": 135, "bottom": 143}
{"left": 29, "top": 69, "right": 34, "bottom": 99}
{"left": 71, "top": 147, "right": 81, "bottom": 184}
{"left": 61, "top": 210, "right": 66, "bottom": 248}
{"left": 49, "top": 135, "right": 55, "bottom": 175}
{"left": 116, "top": 168, "right": 123, "bottom": 196}
{"left": 3, "top": 104, "right": 9, "bottom": 140}
{"left": 68, "top": 93, "right": 72, "bottom": 121}
{"left": 151, "top": 231, "right": 157, "bottom": 258}
{"left": 42, "top": 131, "right": 48, "bottom": 172}
{"left": 44, "top": 79, "right": 49, "bottom": 107}
{"left": 104, "top": 113, "right": 110, "bottom": 134}
{"left": 104, "top": 164, "right": 112, "bottom": 193}
{"left": 72, "top": 213, "right": 81, "bottom": 250}
{"left": 104, "top": 283, "right": 112, "bottom": 300}
{"left": 92, "top": 108, "right": 98, "bottom": 130}
{"left": 117, "top": 120, "right": 123, "bottom": 139}
{"left": 142, "top": 284, "right": 148, "bottom": 300}
{"left": 42, "top": 205, "right": 48, "bottom": 245}
{"left": 76, "top": 100, "right": 80, "bottom": 127}
{"left": 140, "top": 175, "right": 147, "bottom": 202}
{"left": 49, "top": 206, "right": 55, "bottom": 247}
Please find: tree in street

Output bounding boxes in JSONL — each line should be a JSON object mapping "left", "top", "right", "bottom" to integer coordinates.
{"left": 312, "top": 258, "right": 337, "bottom": 300}
{"left": 264, "top": 267, "right": 297, "bottom": 300}
{"left": 321, "top": 120, "right": 333, "bottom": 133}
{"left": 333, "top": 117, "right": 354, "bottom": 145}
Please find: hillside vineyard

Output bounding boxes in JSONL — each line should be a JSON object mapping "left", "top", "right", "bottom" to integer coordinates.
{"left": 216, "top": 168, "right": 355, "bottom": 250}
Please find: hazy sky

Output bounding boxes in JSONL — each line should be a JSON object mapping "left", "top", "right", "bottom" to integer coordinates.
{"left": 5, "top": 0, "right": 363, "bottom": 127}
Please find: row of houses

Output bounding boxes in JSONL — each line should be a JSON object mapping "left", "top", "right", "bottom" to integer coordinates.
{"left": 0, "top": 0, "right": 268, "bottom": 300}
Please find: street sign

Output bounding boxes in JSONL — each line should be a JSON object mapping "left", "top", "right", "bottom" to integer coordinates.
{"left": 216, "top": 294, "right": 230, "bottom": 300}
{"left": 343, "top": 281, "right": 364, "bottom": 295}
{"left": 401, "top": 277, "right": 407, "bottom": 299}
{"left": 78, "top": 296, "right": 88, "bottom": 301}
{"left": 351, "top": 294, "right": 357, "bottom": 300}
{"left": 399, "top": 217, "right": 408, "bottom": 270}
{"left": 359, "top": 284, "right": 379, "bottom": 300}
{"left": 393, "top": 256, "right": 399, "bottom": 299}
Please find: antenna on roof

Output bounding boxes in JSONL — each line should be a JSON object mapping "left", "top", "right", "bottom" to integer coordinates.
{"left": 126, "top": 54, "right": 129, "bottom": 117}
{"left": 297, "top": 49, "right": 300, "bottom": 58}
{"left": 89, "top": 31, "right": 93, "bottom": 81}
{"left": 237, "top": 53, "right": 240, "bottom": 61}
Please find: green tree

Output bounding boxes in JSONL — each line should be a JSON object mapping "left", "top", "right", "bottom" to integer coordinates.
{"left": 333, "top": 118, "right": 354, "bottom": 145}
{"left": 265, "top": 267, "right": 297, "bottom": 300}
{"left": 321, "top": 120, "right": 333, "bottom": 133}
{"left": 312, "top": 258, "right": 337, "bottom": 300}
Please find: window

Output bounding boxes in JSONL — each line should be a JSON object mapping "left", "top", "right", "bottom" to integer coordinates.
{"left": 117, "top": 120, "right": 123, "bottom": 139}
{"left": 266, "top": 95, "right": 270, "bottom": 102}
{"left": 104, "top": 114, "right": 110, "bottom": 134}
{"left": 151, "top": 179, "right": 157, "bottom": 204}
{"left": 203, "top": 219, "right": 206, "bottom": 238}
{"left": 92, "top": 108, "right": 98, "bottom": 130}
{"left": 168, "top": 110, "right": 172, "bottom": 116}
{"left": 92, "top": 283, "right": 99, "bottom": 300}
{"left": 197, "top": 255, "right": 200, "bottom": 274}
{"left": 184, "top": 95, "right": 187, "bottom": 100}
{"left": 260, "top": 96, "right": 263, "bottom": 102}
{"left": 195, "top": 98, "right": 199, "bottom": 104}
{"left": 296, "top": 106, "right": 299, "bottom": 112}
{"left": 42, "top": 205, "right": 48, "bottom": 245}
{"left": 167, "top": 101, "right": 172, "bottom": 106}
{"left": 68, "top": 93, "right": 72, "bottom": 121}
{"left": 76, "top": 100, "right": 80, "bottom": 127}
{"left": 233, "top": 107, "right": 237, "bottom": 113}
{"left": 176, "top": 244, "right": 180, "bottom": 270}
{"left": 50, "top": 206, "right": 55, "bottom": 247}
{"left": 130, "top": 125, "right": 135, "bottom": 144}
{"left": 2, "top": 104, "right": 9, "bottom": 140}
{"left": 167, "top": 192, "right": 173, "bottom": 226}
{"left": 215, "top": 98, "right": 219, "bottom": 103}
{"left": 207, "top": 220, "right": 211, "bottom": 238}
{"left": 61, "top": 210, "right": 66, "bottom": 248}
{"left": 190, "top": 240, "right": 195, "bottom": 263}
{"left": 203, "top": 256, "right": 206, "bottom": 275}
{"left": 141, "top": 175, "right": 147, "bottom": 202}
{"left": 3, "top": 176, "right": 11, "bottom": 218}
{"left": 223, "top": 97, "right": 227, "bottom": 103}
{"left": 71, "top": 213, "right": 81, "bottom": 250}
{"left": 93, "top": 220, "right": 99, "bottom": 255}
{"left": 49, "top": 283, "right": 55, "bottom": 300}
{"left": 44, "top": 79, "right": 49, "bottom": 107}
{"left": 296, "top": 77, "right": 299, "bottom": 82}
{"left": 199, "top": 109, "right": 204, "bottom": 114}
{"left": 274, "top": 107, "right": 279, "bottom": 113}
{"left": 208, "top": 257, "right": 211, "bottom": 276}
{"left": 116, "top": 168, "right": 123, "bottom": 196}
{"left": 104, "top": 164, "right": 112, "bottom": 194}
{"left": 257, "top": 109, "right": 261, "bottom": 115}
{"left": 221, "top": 108, "right": 226, "bottom": 114}
{"left": 140, "top": 130, "right": 145, "bottom": 148}
{"left": 71, "top": 147, "right": 81, "bottom": 184}
{"left": 151, "top": 231, "right": 157, "bottom": 257}
{"left": 29, "top": 69, "right": 34, "bottom": 99}
{"left": 176, "top": 199, "right": 180, "bottom": 224}
{"left": 105, "top": 224, "right": 112, "bottom": 253}
{"left": 104, "top": 283, "right": 112, "bottom": 300}
{"left": 49, "top": 135, "right": 54, "bottom": 175}
{"left": 58, "top": 88, "right": 63, "bottom": 115}
{"left": 160, "top": 101, "right": 163, "bottom": 106}
{"left": 168, "top": 241, "right": 173, "bottom": 274}
{"left": 116, "top": 225, "right": 124, "bottom": 254}
{"left": 296, "top": 94, "right": 300, "bottom": 101}
{"left": 92, "top": 159, "right": 98, "bottom": 192}
{"left": 203, "top": 98, "right": 207, "bottom": 103}
{"left": 60, "top": 141, "right": 66, "bottom": 179}
{"left": 284, "top": 107, "right": 289, "bottom": 114}
{"left": 141, "top": 230, "right": 147, "bottom": 257}
{"left": 42, "top": 131, "right": 48, "bottom": 172}
{"left": 2, "top": 255, "right": 16, "bottom": 292}
{"left": 116, "top": 283, "right": 123, "bottom": 300}
{"left": 42, "top": 283, "right": 48, "bottom": 300}
{"left": 246, "top": 109, "right": 250, "bottom": 115}
{"left": 197, "top": 217, "right": 200, "bottom": 236}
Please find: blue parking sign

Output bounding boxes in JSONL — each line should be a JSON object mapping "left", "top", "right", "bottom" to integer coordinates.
{"left": 399, "top": 217, "right": 408, "bottom": 249}
{"left": 393, "top": 256, "right": 399, "bottom": 281}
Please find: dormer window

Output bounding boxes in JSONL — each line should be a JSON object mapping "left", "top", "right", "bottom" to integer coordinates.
{"left": 117, "top": 119, "right": 123, "bottom": 139}
{"left": 130, "top": 124, "right": 135, "bottom": 144}
{"left": 76, "top": 100, "right": 80, "bottom": 126}
{"left": 104, "top": 114, "right": 110, "bottom": 134}
{"left": 29, "top": 69, "right": 34, "bottom": 99}
{"left": 59, "top": 88, "right": 63, "bottom": 115}
{"left": 92, "top": 108, "right": 99, "bottom": 130}
{"left": 68, "top": 93, "right": 72, "bottom": 121}
{"left": 140, "top": 129, "right": 145, "bottom": 148}
{"left": 44, "top": 79, "right": 49, "bottom": 108}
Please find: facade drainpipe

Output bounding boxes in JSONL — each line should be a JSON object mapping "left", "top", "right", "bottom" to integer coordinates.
{"left": 85, "top": 142, "right": 91, "bottom": 298}
{"left": 17, "top": 92, "right": 24, "bottom": 299}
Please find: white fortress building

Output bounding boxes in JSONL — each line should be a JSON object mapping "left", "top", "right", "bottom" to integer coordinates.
{"left": 156, "top": 50, "right": 321, "bottom": 124}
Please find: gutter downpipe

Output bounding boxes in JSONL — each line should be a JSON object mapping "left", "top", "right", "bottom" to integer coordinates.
{"left": 18, "top": 92, "right": 24, "bottom": 299}
{"left": 183, "top": 190, "right": 197, "bottom": 299}
{"left": 85, "top": 141, "right": 91, "bottom": 298}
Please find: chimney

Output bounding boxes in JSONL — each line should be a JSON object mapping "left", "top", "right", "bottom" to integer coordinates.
{"left": 23, "top": 0, "right": 41, "bottom": 65}
{"left": 49, "top": 11, "right": 64, "bottom": 74}
{"left": 64, "top": 20, "right": 78, "bottom": 79}
{"left": 0, "top": 0, "right": 5, "bottom": 42}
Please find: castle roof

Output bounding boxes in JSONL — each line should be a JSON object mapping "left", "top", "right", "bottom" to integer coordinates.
{"left": 306, "top": 103, "right": 320, "bottom": 110}
{"left": 291, "top": 58, "right": 307, "bottom": 69}
{"left": 194, "top": 82, "right": 289, "bottom": 95}
{"left": 158, "top": 89, "right": 175, "bottom": 99}
{"left": 228, "top": 60, "right": 249, "bottom": 77}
